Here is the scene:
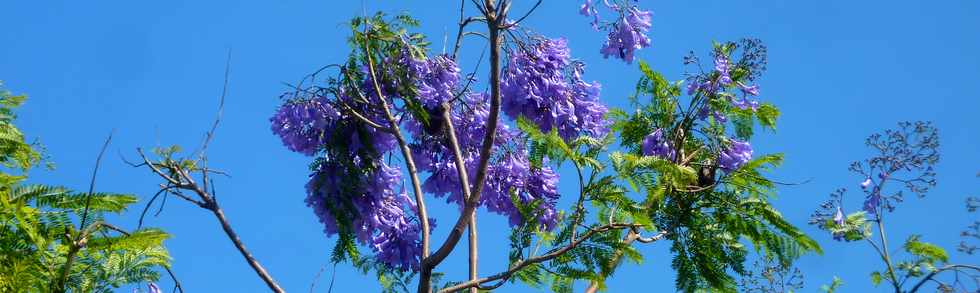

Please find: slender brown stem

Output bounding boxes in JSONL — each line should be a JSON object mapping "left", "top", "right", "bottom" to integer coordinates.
{"left": 418, "top": 1, "right": 504, "bottom": 291}
{"left": 467, "top": 210, "right": 479, "bottom": 293}
{"left": 53, "top": 133, "right": 113, "bottom": 293}
{"left": 908, "top": 264, "right": 980, "bottom": 293}
{"left": 164, "top": 266, "right": 185, "bottom": 293}
{"left": 360, "top": 28, "right": 431, "bottom": 260}
{"left": 52, "top": 245, "right": 81, "bottom": 293}
{"left": 583, "top": 229, "right": 669, "bottom": 293}
{"left": 211, "top": 205, "right": 284, "bottom": 292}
{"left": 438, "top": 224, "right": 662, "bottom": 293}
{"left": 439, "top": 103, "right": 480, "bottom": 293}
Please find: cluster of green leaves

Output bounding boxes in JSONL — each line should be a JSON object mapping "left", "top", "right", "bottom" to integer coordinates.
{"left": 861, "top": 234, "right": 952, "bottom": 289}
{"left": 510, "top": 117, "right": 645, "bottom": 293}
{"left": 486, "top": 48, "right": 819, "bottom": 293}
{"left": 607, "top": 54, "right": 817, "bottom": 292}
{"left": 820, "top": 276, "right": 844, "bottom": 293}
{"left": 814, "top": 201, "right": 873, "bottom": 242}
{"left": 345, "top": 12, "right": 431, "bottom": 125}
{"left": 0, "top": 83, "right": 172, "bottom": 292}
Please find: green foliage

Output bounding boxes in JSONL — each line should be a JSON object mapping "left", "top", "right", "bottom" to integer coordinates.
{"left": 819, "top": 276, "right": 843, "bottom": 293}
{"left": 496, "top": 56, "right": 816, "bottom": 293}
{"left": 818, "top": 211, "right": 872, "bottom": 242}
{"left": 0, "top": 82, "right": 41, "bottom": 172}
{"left": 603, "top": 60, "right": 818, "bottom": 292}
{"left": 891, "top": 235, "right": 949, "bottom": 280}
{"left": 0, "top": 83, "right": 171, "bottom": 292}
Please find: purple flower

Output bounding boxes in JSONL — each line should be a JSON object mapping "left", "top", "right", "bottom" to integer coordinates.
{"left": 860, "top": 177, "right": 872, "bottom": 189}
{"left": 642, "top": 128, "right": 675, "bottom": 160}
{"left": 738, "top": 83, "right": 760, "bottom": 96}
{"left": 696, "top": 104, "right": 728, "bottom": 122}
{"left": 730, "top": 96, "right": 760, "bottom": 111}
{"left": 863, "top": 192, "right": 881, "bottom": 215}
{"left": 306, "top": 161, "right": 424, "bottom": 270}
{"left": 270, "top": 98, "right": 339, "bottom": 156}
{"left": 833, "top": 207, "right": 845, "bottom": 226}
{"left": 579, "top": 0, "right": 601, "bottom": 30}
{"left": 482, "top": 154, "right": 561, "bottom": 230}
{"left": 406, "top": 53, "right": 461, "bottom": 109}
{"left": 501, "top": 38, "right": 610, "bottom": 140}
{"left": 714, "top": 53, "right": 733, "bottom": 86}
{"left": 599, "top": 6, "right": 653, "bottom": 64}
{"left": 148, "top": 283, "right": 161, "bottom": 293}
{"left": 718, "top": 138, "right": 752, "bottom": 172}
{"left": 832, "top": 206, "right": 846, "bottom": 241}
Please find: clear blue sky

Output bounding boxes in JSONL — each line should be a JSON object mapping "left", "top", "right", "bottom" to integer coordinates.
{"left": 2, "top": 0, "right": 978, "bottom": 292}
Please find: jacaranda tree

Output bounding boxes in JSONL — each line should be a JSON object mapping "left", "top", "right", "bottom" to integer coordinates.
{"left": 810, "top": 121, "right": 979, "bottom": 293}
{"left": 260, "top": 1, "right": 819, "bottom": 292}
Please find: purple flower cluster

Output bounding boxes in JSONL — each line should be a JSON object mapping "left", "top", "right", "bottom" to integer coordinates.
{"left": 270, "top": 98, "right": 340, "bottom": 156}
{"left": 579, "top": 0, "right": 600, "bottom": 30}
{"left": 580, "top": 1, "right": 653, "bottom": 64}
{"left": 832, "top": 206, "right": 846, "bottom": 241}
{"left": 718, "top": 138, "right": 752, "bottom": 172}
{"left": 483, "top": 155, "right": 561, "bottom": 229}
{"left": 415, "top": 93, "right": 562, "bottom": 230}
{"left": 501, "top": 38, "right": 610, "bottom": 141}
{"left": 599, "top": 7, "right": 652, "bottom": 64}
{"left": 688, "top": 51, "right": 763, "bottom": 114}
{"left": 404, "top": 52, "right": 461, "bottom": 109}
{"left": 642, "top": 128, "right": 675, "bottom": 160}
{"left": 861, "top": 175, "right": 882, "bottom": 215}
{"left": 306, "top": 161, "right": 423, "bottom": 270}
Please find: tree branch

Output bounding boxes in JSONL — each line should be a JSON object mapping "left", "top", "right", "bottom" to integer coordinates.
{"left": 420, "top": 4, "right": 505, "bottom": 290}
{"left": 360, "top": 26, "right": 432, "bottom": 263}
{"left": 438, "top": 223, "right": 661, "bottom": 293}
{"left": 439, "top": 103, "right": 480, "bottom": 293}
{"left": 908, "top": 264, "right": 980, "bottom": 293}
{"left": 132, "top": 58, "right": 285, "bottom": 292}
{"left": 53, "top": 132, "right": 113, "bottom": 293}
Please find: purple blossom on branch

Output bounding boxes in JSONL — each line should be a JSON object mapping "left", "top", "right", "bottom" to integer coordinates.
{"left": 414, "top": 93, "right": 562, "bottom": 230}
{"left": 270, "top": 98, "right": 339, "bottom": 156}
{"left": 850, "top": 121, "right": 939, "bottom": 216}
{"left": 579, "top": 1, "right": 653, "bottom": 63}
{"left": 718, "top": 138, "right": 753, "bottom": 172}
{"left": 306, "top": 161, "right": 424, "bottom": 270}
{"left": 599, "top": 6, "right": 652, "bottom": 64}
{"left": 501, "top": 38, "right": 610, "bottom": 141}
{"left": 642, "top": 128, "right": 675, "bottom": 160}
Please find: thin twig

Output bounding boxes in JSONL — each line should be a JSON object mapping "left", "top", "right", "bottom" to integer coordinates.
{"left": 165, "top": 266, "right": 185, "bottom": 293}
{"left": 360, "top": 22, "right": 432, "bottom": 262}
{"left": 439, "top": 223, "right": 658, "bottom": 293}
{"left": 419, "top": 2, "right": 505, "bottom": 291}
{"left": 53, "top": 132, "right": 114, "bottom": 293}
{"left": 79, "top": 132, "right": 114, "bottom": 229}
{"left": 309, "top": 264, "right": 326, "bottom": 293}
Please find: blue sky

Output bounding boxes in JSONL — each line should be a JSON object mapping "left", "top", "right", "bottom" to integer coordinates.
{"left": 2, "top": 0, "right": 978, "bottom": 292}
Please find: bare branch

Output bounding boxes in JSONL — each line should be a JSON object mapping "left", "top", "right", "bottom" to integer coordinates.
{"left": 164, "top": 266, "right": 185, "bottom": 293}
{"left": 501, "top": 0, "right": 542, "bottom": 29}
{"left": 909, "top": 264, "right": 980, "bottom": 293}
{"left": 132, "top": 59, "right": 286, "bottom": 292}
{"left": 53, "top": 132, "right": 114, "bottom": 293}
{"left": 79, "top": 132, "right": 113, "bottom": 229}
{"left": 439, "top": 103, "right": 479, "bottom": 293}
{"left": 438, "top": 223, "right": 658, "bottom": 293}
